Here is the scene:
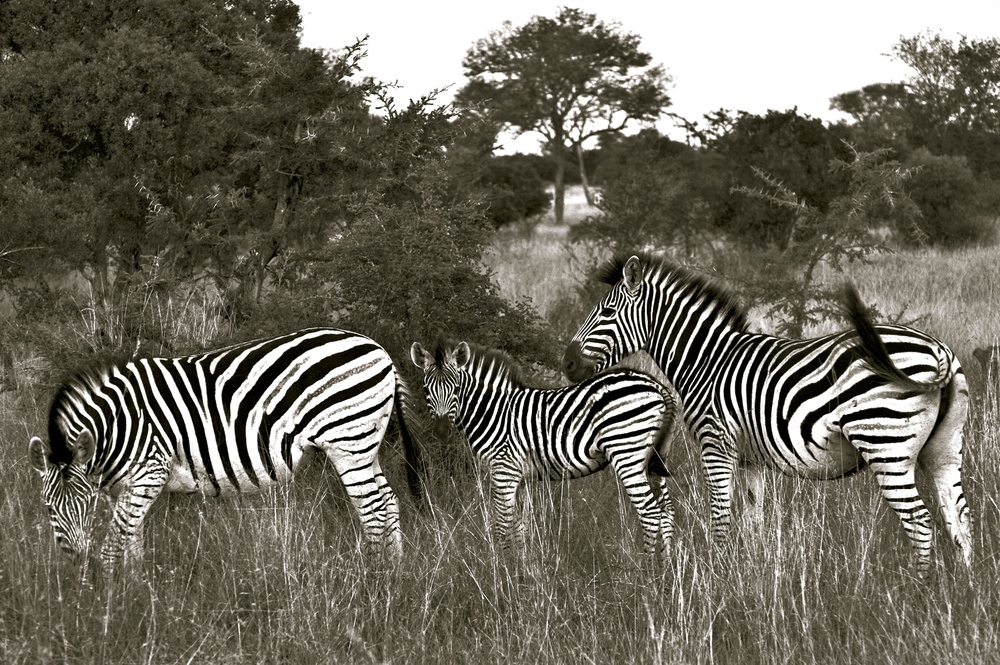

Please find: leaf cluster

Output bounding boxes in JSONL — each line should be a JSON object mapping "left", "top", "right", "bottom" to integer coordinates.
{"left": 457, "top": 7, "right": 671, "bottom": 147}
{"left": 707, "top": 109, "right": 855, "bottom": 249}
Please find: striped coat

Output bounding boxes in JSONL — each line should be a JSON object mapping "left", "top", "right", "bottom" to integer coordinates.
{"left": 563, "top": 252, "right": 972, "bottom": 575}
{"left": 29, "top": 328, "right": 420, "bottom": 573}
{"left": 411, "top": 338, "right": 677, "bottom": 560}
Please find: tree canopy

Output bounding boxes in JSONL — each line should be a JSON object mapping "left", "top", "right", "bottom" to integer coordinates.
{"left": 831, "top": 31, "right": 1000, "bottom": 180}
{"left": 456, "top": 7, "right": 672, "bottom": 224}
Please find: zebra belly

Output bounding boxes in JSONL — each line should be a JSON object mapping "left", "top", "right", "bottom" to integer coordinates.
{"left": 745, "top": 431, "right": 864, "bottom": 480}
{"left": 793, "top": 434, "right": 864, "bottom": 479}
{"left": 163, "top": 456, "right": 302, "bottom": 496}
{"left": 162, "top": 448, "right": 299, "bottom": 495}
{"left": 526, "top": 447, "right": 608, "bottom": 481}
{"left": 534, "top": 459, "right": 609, "bottom": 481}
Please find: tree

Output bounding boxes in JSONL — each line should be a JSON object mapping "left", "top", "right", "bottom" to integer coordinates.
{"left": 476, "top": 157, "right": 552, "bottom": 228}
{"left": 893, "top": 32, "right": 1000, "bottom": 136}
{"left": 829, "top": 82, "right": 913, "bottom": 152}
{"left": 831, "top": 32, "right": 1000, "bottom": 179}
{"left": 0, "top": 0, "right": 373, "bottom": 346}
{"left": 893, "top": 32, "right": 1000, "bottom": 179}
{"left": 902, "top": 149, "right": 995, "bottom": 247}
{"left": 456, "top": 7, "right": 672, "bottom": 224}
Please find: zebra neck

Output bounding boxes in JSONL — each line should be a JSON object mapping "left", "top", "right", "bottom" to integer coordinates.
{"left": 65, "top": 371, "right": 141, "bottom": 484}
{"left": 650, "top": 317, "right": 744, "bottom": 401}
{"left": 454, "top": 381, "right": 514, "bottom": 451}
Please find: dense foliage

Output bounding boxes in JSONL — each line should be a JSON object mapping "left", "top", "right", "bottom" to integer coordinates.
{"left": 0, "top": 1, "right": 558, "bottom": 384}
{"left": 829, "top": 31, "right": 1000, "bottom": 246}
{"left": 571, "top": 129, "right": 725, "bottom": 256}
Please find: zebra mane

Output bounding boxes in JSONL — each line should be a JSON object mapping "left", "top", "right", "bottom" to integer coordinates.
{"left": 430, "top": 337, "right": 537, "bottom": 390}
{"left": 598, "top": 251, "right": 751, "bottom": 334}
{"left": 45, "top": 358, "right": 127, "bottom": 465}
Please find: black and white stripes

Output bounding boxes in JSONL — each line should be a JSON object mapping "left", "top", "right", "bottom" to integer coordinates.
{"left": 411, "top": 338, "right": 677, "bottom": 560}
{"left": 29, "top": 328, "right": 417, "bottom": 572}
{"left": 563, "top": 252, "right": 972, "bottom": 575}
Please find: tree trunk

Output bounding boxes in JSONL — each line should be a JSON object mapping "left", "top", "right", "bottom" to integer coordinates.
{"left": 554, "top": 155, "right": 566, "bottom": 225}
{"left": 576, "top": 143, "right": 595, "bottom": 206}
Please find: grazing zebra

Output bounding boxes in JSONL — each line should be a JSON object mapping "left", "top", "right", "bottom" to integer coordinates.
{"left": 28, "top": 328, "right": 422, "bottom": 574}
{"left": 562, "top": 252, "right": 972, "bottom": 575}
{"left": 410, "top": 338, "right": 677, "bottom": 561}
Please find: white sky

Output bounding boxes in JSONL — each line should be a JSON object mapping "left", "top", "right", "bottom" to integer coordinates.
{"left": 296, "top": 0, "right": 997, "bottom": 152}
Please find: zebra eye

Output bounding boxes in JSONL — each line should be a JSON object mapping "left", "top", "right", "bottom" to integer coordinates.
{"left": 600, "top": 307, "right": 616, "bottom": 318}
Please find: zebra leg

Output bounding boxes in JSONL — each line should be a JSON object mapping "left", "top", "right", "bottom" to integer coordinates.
{"left": 372, "top": 457, "right": 403, "bottom": 557}
{"left": 489, "top": 449, "right": 526, "bottom": 551}
{"left": 918, "top": 375, "right": 973, "bottom": 568}
{"left": 854, "top": 441, "right": 933, "bottom": 576}
{"left": 101, "top": 461, "right": 170, "bottom": 575}
{"left": 607, "top": 451, "right": 668, "bottom": 562}
{"left": 648, "top": 473, "right": 675, "bottom": 560}
{"left": 699, "top": 428, "right": 739, "bottom": 545}
{"left": 325, "top": 450, "right": 396, "bottom": 556}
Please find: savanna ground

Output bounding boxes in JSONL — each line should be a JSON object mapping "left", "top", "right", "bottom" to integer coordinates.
{"left": 2, "top": 188, "right": 999, "bottom": 663}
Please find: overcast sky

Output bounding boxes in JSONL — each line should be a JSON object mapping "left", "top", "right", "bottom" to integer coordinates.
{"left": 295, "top": 0, "right": 997, "bottom": 152}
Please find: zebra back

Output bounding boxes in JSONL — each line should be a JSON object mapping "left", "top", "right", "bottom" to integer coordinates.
{"left": 41, "top": 328, "right": 397, "bottom": 495}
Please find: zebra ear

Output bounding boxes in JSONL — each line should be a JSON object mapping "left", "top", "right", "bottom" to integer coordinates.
{"left": 454, "top": 342, "right": 471, "bottom": 369}
{"left": 410, "top": 342, "right": 431, "bottom": 369}
{"left": 623, "top": 256, "right": 644, "bottom": 294}
{"left": 72, "top": 430, "right": 97, "bottom": 466}
{"left": 28, "top": 436, "right": 50, "bottom": 473}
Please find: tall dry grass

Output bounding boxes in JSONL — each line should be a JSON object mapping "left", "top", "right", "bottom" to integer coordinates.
{"left": 3, "top": 207, "right": 999, "bottom": 663}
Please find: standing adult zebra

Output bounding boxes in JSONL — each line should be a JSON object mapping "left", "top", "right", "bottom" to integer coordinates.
{"left": 562, "top": 252, "right": 972, "bottom": 576}
{"left": 410, "top": 338, "right": 677, "bottom": 562}
{"left": 29, "top": 328, "right": 422, "bottom": 575}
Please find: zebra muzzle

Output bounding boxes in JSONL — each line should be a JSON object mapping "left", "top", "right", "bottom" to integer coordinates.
{"left": 432, "top": 415, "right": 453, "bottom": 439}
{"left": 563, "top": 341, "right": 595, "bottom": 383}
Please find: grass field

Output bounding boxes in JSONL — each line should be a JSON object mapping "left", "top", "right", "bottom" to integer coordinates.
{"left": 2, "top": 194, "right": 999, "bottom": 663}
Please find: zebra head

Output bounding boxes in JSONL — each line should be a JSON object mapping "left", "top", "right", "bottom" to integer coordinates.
{"left": 564, "top": 254, "right": 650, "bottom": 383}
{"left": 410, "top": 340, "right": 471, "bottom": 437}
{"left": 28, "top": 430, "right": 99, "bottom": 562}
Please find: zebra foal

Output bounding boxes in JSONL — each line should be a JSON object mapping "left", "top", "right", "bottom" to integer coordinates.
{"left": 410, "top": 338, "right": 677, "bottom": 561}
{"left": 28, "top": 328, "right": 421, "bottom": 575}
{"left": 563, "top": 252, "right": 972, "bottom": 576}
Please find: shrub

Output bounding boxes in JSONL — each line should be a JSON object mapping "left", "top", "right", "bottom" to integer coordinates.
{"left": 570, "top": 130, "right": 725, "bottom": 257}
{"left": 479, "top": 156, "right": 552, "bottom": 227}
{"left": 903, "top": 148, "right": 998, "bottom": 247}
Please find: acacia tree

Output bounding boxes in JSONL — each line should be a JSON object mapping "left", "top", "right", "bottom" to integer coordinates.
{"left": 832, "top": 32, "right": 1000, "bottom": 179}
{"left": 894, "top": 32, "right": 1000, "bottom": 136}
{"left": 456, "top": 7, "right": 672, "bottom": 224}
{"left": 829, "top": 82, "right": 913, "bottom": 152}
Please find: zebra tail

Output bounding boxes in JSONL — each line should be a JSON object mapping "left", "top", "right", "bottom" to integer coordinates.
{"left": 394, "top": 374, "right": 425, "bottom": 507}
{"left": 843, "top": 283, "right": 946, "bottom": 392}
{"left": 648, "top": 389, "right": 678, "bottom": 478}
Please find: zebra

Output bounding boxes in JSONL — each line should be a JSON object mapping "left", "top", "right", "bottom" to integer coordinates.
{"left": 410, "top": 337, "right": 678, "bottom": 561}
{"left": 28, "top": 328, "right": 422, "bottom": 575}
{"left": 562, "top": 252, "right": 972, "bottom": 576}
